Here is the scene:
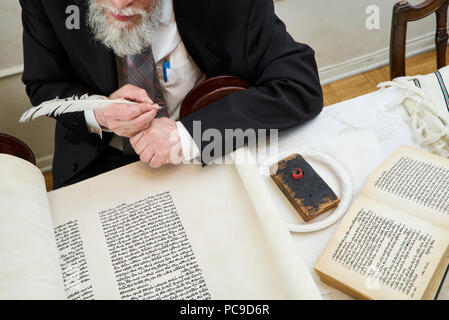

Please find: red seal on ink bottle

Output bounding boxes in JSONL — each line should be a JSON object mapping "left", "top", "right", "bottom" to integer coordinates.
{"left": 291, "top": 168, "right": 303, "bottom": 180}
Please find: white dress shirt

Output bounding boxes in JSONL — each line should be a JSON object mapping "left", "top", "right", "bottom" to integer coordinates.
{"left": 84, "top": 0, "right": 201, "bottom": 161}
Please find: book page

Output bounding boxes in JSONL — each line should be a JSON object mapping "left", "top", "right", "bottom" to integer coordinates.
{"left": 315, "top": 197, "right": 449, "bottom": 300}
{"left": 0, "top": 154, "right": 65, "bottom": 299}
{"left": 362, "top": 146, "right": 449, "bottom": 229}
{"left": 48, "top": 160, "right": 314, "bottom": 299}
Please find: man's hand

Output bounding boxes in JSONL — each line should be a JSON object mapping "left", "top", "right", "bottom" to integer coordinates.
{"left": 94, "top": 84, "right": 158, "bottom": 137}
{"left": 130, "top": 118, "right": 184, "bottom": 168}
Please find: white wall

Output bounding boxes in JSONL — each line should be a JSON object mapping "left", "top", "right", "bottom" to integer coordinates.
{"left": 0, "top": 74, "right": 55, "bottom": 171}
{"left": 0, "top": 1, "right": 23, "bottom": 75}
{"left": 275, "top": 0, "right": 436, "bottom": 83}
{"left": 0, "top": 1, "right": 55, "bottom": 171}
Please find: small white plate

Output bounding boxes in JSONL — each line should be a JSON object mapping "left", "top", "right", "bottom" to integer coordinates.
{"left": 258, "top": 149, "right": 352, "bottom": 233}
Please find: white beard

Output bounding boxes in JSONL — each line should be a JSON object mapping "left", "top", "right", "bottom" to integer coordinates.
{"left": 87, "top": 1, "right": 162, "bottom": 57}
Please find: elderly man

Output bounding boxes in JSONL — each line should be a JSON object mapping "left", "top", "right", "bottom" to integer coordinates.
{"left": 20, "top": 0, "right": 323, "bottom": 189}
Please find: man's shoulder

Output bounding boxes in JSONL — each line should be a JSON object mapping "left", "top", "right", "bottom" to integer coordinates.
{"left": 174, "top": 0, "right": 256, "bottom": 23}
{"left": 199, "top": 0, "right": 255, "bottom": 13}
{"left": 174, "top": 0, "right": 266, "bottom": 39}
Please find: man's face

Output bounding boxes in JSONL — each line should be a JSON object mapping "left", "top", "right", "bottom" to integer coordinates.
{"left": 88, "top": 0, "right": 162, "bottom": 57}
{"left": 93, "top": 0, "right": 154, "bottom": 30}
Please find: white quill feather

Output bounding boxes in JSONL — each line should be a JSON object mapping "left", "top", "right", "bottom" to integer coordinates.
{"left": 19, "top": 94, "right": 159, "bottom": 122}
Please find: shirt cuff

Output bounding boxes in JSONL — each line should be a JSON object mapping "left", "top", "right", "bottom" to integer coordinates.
{"left": 176, "top": 121, "right": 200, "bottom": 162}
{"left": 84, "top": 110, "right": 103, "bottom": 138}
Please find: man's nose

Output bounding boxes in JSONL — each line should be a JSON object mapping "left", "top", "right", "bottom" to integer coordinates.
{"left": 110, "top": 0, "right": 134, "bottom": 10}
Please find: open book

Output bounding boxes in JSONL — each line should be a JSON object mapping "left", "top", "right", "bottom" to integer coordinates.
{"left": 0, "top": 148, "right": 320, "bottom": 300}
{"left": 315, "top": 146, "right": 449, "bottom": 300}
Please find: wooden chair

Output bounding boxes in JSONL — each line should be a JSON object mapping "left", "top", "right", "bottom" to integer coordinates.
{"left": 0, "top": 133, "right": 36, "bottom": 165}
{"left": 390, "top": 0, "right": 449, "bottom": 79}
{"left": 180, "top": 76, "right": 249, "bottom": 118}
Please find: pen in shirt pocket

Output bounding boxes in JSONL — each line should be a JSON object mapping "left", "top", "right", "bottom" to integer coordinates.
{"left": 163, "top": 59, "right": 170, "bottom": 83}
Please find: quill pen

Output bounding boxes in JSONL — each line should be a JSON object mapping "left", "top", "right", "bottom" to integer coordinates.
{"left": 19, "top": 94, "right": 161, "bottom": 122}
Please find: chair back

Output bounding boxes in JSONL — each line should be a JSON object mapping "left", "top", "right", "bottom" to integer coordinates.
{"left": 0, "top": 133, "right": 36, "bottom": 165}
{"left": 390, "top": 0, "right": 449, "bottom": 79}
{"left": 180, "top": 76, "right": 250, "bottom": 118}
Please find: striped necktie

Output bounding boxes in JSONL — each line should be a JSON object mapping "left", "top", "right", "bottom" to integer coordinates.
{"left": 122, "top": 46, "right": 168, "bottom": 155}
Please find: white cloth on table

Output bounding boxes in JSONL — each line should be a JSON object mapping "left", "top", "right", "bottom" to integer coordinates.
{"left": 379, "top": 66, "right": 449, "bottom": 158}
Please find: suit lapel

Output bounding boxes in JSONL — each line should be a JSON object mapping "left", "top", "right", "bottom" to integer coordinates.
{"left": 63, "top": 0, "right": 118, "bottom": 95}
{"left": 173, "top": 0, "right": 226, "bottom": 76}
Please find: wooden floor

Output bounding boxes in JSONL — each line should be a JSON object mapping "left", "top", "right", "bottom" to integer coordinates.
{"left": 44, "top": 172, "right": 53, "bottom": 192}
{"left": 322, "top": 49, "right": 444, "bottom": 106}
{"left": 43, "top": 48, "right": 444, "bottom": 191}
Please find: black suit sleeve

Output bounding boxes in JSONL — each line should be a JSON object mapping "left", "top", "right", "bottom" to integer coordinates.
{"left": 180, "top": 0, "right": 323, "bottom": 162}
{"left": 20, "top": 0, "right": 101, "bottom": 145}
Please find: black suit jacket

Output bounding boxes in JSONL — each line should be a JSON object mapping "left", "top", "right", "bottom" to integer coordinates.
{"left": 20, "top": 0, "right": 323, "bottom": 189}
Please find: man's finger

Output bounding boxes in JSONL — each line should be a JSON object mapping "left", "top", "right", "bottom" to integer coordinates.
{"left": 121, "top": 84, "right": 152, "bottom": 103}
{"left": 140, "top": 147, "right": 155, "bottom": 163}
{"left": 149, "top": 156, "right": 163, "bottom": 168}
{"left": 129, "top": 108, "right": 157, "bottom": 131}
{"left": 133, "top": 133, "right": 151, "bottom": 155}
{"left": 118, "top": 103, "right": 153, "bottom": 121}
{"left": 139, "top": 103, "right": 159, "bottom": 115}
{"left": 130, "top": 130, "right": 145, "bottom": 146}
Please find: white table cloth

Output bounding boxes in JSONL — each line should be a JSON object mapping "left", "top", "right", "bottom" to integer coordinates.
{"left": 261, "top": 86, "right": 447, "bottom": 299}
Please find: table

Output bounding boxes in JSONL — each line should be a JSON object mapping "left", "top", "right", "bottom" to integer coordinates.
{"left": 265, "top": 86, "right": 447, "bottom": 299}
